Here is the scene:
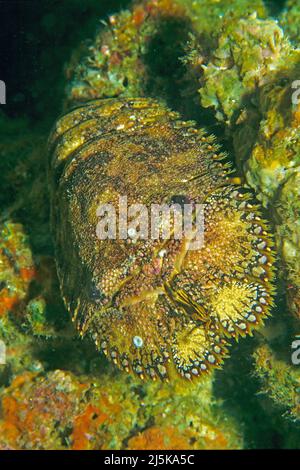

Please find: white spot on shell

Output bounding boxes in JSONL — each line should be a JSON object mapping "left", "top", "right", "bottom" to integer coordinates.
{"left": 158, "top": 249, "right": 167, "bottom": 258}
{"left": 133, "top": 336, "right": 144, "bottom": 348}
{"left": 128, "top": 227, "right": 137, "bottom": 238}
{"left": 208, "top": 354, "right": 216, "bottom": 364}
{"left": 247, "top": 314, "right": 257, "bottom": 322}
{"left": 254, "top": 226, "right": 262, "bottom": 235}
{"left": 257, "top": 241, "right": 267, "bottom": 250}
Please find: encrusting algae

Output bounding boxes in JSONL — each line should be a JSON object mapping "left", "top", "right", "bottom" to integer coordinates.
{"left": 193, "top": 12, "right": 300, "bottom": 322}
{"left": 0, "top": 368, "right": 243, "bottom": 450}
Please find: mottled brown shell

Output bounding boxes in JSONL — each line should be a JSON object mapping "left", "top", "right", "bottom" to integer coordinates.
{"left": 48, "top": 98, "right": 275, "bottom": 380}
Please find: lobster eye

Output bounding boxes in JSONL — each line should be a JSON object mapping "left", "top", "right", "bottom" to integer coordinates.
{"left": 170, "top": 195, "right": 190, "bottom": 207}
{"left": 90, "top": 283, "right": 105, "bottom": 303}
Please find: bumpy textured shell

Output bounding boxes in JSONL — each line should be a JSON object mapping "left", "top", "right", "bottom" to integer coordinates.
{"left": 48, "top": 97, "right": 275, "bottom": 380}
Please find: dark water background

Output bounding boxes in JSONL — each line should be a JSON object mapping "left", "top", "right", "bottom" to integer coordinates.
{"left": 0, "top": 0, "right": 131, "bottom": 121}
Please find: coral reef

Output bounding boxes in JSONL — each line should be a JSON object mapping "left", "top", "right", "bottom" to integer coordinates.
{"left": 253, "top": 344, "right": 300, "bottom": 421}
{"left": 196, "top": 13, "right": 300, "bottom": 322}
{"left": 177, "top": 0, "right": 267, "bottom": 51}
{"left": 0, "top": 0, "right": 299, "bottom": 450}
{"left": 280, "top": 0, "right": 300, "bottom": 45}
{"left": 0, "top": 222, "right": 35, "bottom": 317}
{"left": 182, "top": 3, "right": 300, "bottom": 422}
{"left": 66, "top": 0, "right": 191, "bottom": 110}
{"left": 0, "top": 368, "right": 242, "bottom": 450}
